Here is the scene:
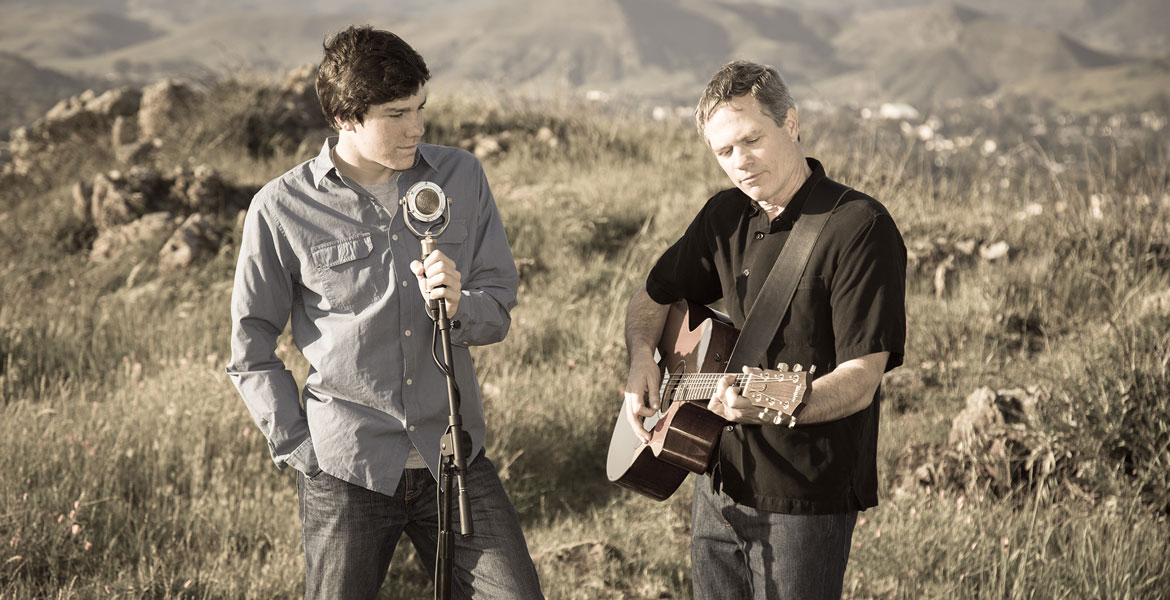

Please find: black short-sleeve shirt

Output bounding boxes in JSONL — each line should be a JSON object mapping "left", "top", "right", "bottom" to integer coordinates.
{"left": 646, "top": 158, "right": 906, "bottom": 514}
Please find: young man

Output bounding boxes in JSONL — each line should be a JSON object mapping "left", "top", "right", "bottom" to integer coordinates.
{"left": 227, "top": 25, "right": 542, "bottom": 599}
{"left": 622, "top": 61, "right": 906, "bottom": 599}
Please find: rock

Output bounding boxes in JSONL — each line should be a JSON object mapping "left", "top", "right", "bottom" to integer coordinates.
{"left": 536, "top": 126, "right": 559, "bottom": 148}
{"left": 139, "top": 79, "right": 198, "bottom": 140}
{"left": 72, "top": 180, "right": 92, "bottom": 220}
{"left": 87, "top": 87, "right": 142, "bottom": 119}
{"left": 170, "top": 164, "right": 228, "bottom": 213}
{"left": 111, "top": 115, "right": 139, "bottom": 149}
{"left": 116, "top": 139, "right": 160, "bottom": 166}
{"left": 90, "top": 167, "right": 165, "bottom": 231}
{"left": 89, "top": 212, "right": 174, "bottom": 263}
{"left": 979, "top": 240, "right": 1011, "bottom": 261}
{"left": 473, "top": 135, "right": 503, "bottom": 159}
{"left": 158, "top": 213, "right": 219, "bottom": 271}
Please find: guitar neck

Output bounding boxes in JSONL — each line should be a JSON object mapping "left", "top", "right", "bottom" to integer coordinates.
{"left": 660, "top": 372, "right": 750, "bottom": 404}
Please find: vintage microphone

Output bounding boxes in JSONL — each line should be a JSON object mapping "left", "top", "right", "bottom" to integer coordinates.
{"left": 401, "top": 181, "right": 473, "bottom": 600}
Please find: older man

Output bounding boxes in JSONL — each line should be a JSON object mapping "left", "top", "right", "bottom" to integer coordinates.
{"left": 622, "top": 61, "right": 906, "bottom": 599}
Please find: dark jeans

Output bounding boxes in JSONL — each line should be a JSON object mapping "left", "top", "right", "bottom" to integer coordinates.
{"left": 691, "top": 477, "right": 857, "bottom": 600}
{"left": 297, "top": 454, "right": 543, "bottom": 600}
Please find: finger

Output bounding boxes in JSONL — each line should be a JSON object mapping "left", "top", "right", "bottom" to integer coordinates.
{"left": 707, "top": 396, "right": 728, "bottom": 420}
{"left": 426, "top": 272, "right": 462, "bottom": 292}
{"left": 409, "top": 260, "right": 425, "bottom": 277}
{"left": 424, "top": 256, "right": 459, "bottom": 278}
{"left": 624, "top": 393, "right": 652, "bottom": 443}
{"left": 423, "top": 250, "right": 455, "bottom": 272}
{"left": 625, "top": 389, "right": 657, "bottom": 418}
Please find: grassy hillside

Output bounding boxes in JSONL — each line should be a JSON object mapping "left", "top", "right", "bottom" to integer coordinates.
{"left": 1, "top": 77, "right": 1168, "bottom": 598}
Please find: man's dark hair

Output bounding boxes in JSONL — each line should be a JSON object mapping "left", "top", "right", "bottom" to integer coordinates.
{"left": 316, "top": 25, "right": 431, "bottom": 129}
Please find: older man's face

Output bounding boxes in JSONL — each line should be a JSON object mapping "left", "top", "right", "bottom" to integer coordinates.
{"left": 704, "top": 95, "right": 805, "bottom": 212}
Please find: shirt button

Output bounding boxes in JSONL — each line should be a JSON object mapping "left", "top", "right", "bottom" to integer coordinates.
{"left": 402, "top": 280, "right": 409, "bottom": 287}
{"left": 392, "top": 234, "right": 399, "bottom": 241}
{"left": 726, "top": 425, "right": 735, "bottom": 432}
{"left": 755, "top": 232, "right": 765, "bottom": 240}
{"left": 408, "top": 425, "right": 416, "bottom": 431}
{"left": 406, "top": 378, "right": 413, "bottom": 385}
{"left": 404, "top": 330, "right": 412, "bottom": 337}
{"left": 742, "top": 268, "right": 750, "bottom": 276}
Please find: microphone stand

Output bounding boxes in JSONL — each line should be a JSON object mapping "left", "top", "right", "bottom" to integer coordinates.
{"left": 421, "top": 236, "right": 473, "bottom": 600}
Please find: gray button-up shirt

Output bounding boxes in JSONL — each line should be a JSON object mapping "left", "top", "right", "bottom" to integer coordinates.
{"left": 227, "top": 138, "right": 518, "bottom": 495}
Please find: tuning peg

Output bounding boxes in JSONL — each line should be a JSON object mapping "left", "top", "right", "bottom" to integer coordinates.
{"left": 776, "top": 362, "right": 788, "bottom": 372}
{"left": 772, "top": 414, "right": 783, "bottom": 425}
{"left": 808, "top": 365, "right": 817, "bottom": 375}
{"left": 787, "top": 416, "right": 798, "bottom": 429}
{"left": 793, "top": 364, "right": 803, "bottom": 372}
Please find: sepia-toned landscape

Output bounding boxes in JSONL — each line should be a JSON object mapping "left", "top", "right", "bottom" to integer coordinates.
{"left": 1, "top": 0, "right": 1169, "bottom": 598}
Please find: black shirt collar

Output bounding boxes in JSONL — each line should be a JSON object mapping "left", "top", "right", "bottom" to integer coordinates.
{"left": 750, "top": 157, "right": 825, "bottom": 232}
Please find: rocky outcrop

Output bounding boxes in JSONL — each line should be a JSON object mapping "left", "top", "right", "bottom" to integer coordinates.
{"left": 893, "top": 386, "right": 1055, "bottom": 497}
{"left": 6, "top": 87, "right": 141, "bottom": 177}
{"left": 81, "top": 164, "right": 251, "bottom": 266}
{"left": 158, "top": 213, "right": 219, "bottom": 271}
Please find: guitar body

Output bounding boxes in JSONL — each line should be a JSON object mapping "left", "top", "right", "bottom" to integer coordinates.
{"left": 606, "top": 300, "right": 738, "bottom": 500}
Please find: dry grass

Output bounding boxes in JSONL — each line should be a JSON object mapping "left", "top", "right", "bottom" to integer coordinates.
{"left": 1, "top": 80, "right": 1168, "bottom": 598}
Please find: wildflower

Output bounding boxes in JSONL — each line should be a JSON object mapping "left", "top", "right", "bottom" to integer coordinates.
{"left": 858, "top": 517, "right": 867, "bottom": 527}
{"left": 71, "top": 524, "right": 81, "bottom": 536}
{"left": 184, "top": 580, "right": 193, "bottom": 589}
{"left": 909, "top": 507, "right": 917, "bottom": 517}
{"left": 971, "top": 541, "right": 978, "bottom": 550}
{"left": 84, "top": 541, "right": 93, "bottom": 551}
{"left": 57, "top": 514, "right": 65, "bottom": 523}
{"left": 1001, "top": 537, "right": 1010, "bottom": 547}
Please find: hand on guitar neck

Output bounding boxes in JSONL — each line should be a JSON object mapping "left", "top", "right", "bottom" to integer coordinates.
{"left": 707, "top": 365, "right": 811, "bottom": 426}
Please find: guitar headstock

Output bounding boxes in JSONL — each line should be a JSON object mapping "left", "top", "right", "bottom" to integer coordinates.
{"left": 741, "top": 363, "right": 814, "bottom": 428}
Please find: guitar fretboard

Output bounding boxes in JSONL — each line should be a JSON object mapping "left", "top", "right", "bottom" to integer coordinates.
{"left": 659, "top": 373, "right": 752, "bottom": 404}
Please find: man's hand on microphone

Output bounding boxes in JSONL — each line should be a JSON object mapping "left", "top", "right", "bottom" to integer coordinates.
{"left": 410, "top": 249, "right": 462, "bottom": 316}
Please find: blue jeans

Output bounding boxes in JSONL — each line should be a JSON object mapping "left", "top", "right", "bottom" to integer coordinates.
{"left": 297, "top": 453, "right": 543, "bottom": 600}
{"left": 691, "top": 477, "right": 857, "bottom": 600}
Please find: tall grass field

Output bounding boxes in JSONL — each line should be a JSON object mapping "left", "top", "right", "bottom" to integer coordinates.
{"left": 1, "top": 78, "right": 1168, "bottom": 599}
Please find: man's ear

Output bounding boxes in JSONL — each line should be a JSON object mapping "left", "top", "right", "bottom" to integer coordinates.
{"left": 784, "top": 107, "right": 800, "bottom": 142}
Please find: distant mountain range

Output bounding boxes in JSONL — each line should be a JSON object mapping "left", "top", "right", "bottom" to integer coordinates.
{"left": 3, "top": 0, "right": 1168, "bottom": 138}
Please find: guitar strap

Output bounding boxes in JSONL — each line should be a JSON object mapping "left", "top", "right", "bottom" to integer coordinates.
{"left": 726, "top": 177, "right": 853, "bottom": 371}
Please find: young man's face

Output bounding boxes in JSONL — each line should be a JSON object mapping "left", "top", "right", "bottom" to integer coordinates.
{"left": 704, "top": 94, "right": 804, "bottom": 211}
{"left": 339, "top": 87, "right": 427, "bottom": 173}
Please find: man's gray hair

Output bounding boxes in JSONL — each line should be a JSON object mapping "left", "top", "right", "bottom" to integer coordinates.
{"left": 695, "top": 60, "right": 795, "bottom": 137}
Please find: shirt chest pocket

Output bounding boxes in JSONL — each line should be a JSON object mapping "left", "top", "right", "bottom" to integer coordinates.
{"left": 780, "top": 275, "right": 831, "bottom": 346}
{"left": 309, "top": 233, "right": 386, "bottom": 313}
{"left": 431, "top": 218, "right": 470, "bottom": 266}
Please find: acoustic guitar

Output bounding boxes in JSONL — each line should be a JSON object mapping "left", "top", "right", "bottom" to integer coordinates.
{"left": 605, "top": 299, "right": 812, "bottom": 501}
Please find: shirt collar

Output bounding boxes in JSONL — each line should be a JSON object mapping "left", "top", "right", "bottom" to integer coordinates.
{"left": 309, "top": 136, "right": 439, "bottom": 190}
{"left": 753, "top": 157, "right": 825, "bottom": 231}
